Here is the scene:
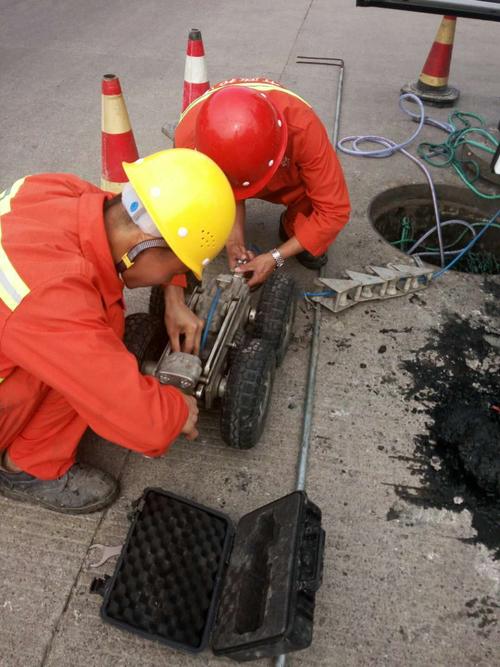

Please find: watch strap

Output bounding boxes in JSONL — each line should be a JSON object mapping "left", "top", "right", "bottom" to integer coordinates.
{"left": 270, "top": 247, "right": 285, "bottom": 269}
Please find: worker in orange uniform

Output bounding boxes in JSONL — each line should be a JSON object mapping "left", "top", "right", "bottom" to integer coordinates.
{"left": 174, "top": 78, "right": 351, "bottom": 287}
{"left": 0, "top": 149, "right": 235, "bottom": 514}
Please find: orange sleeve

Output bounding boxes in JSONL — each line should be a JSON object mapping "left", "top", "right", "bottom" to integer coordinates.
{"left": 23, "top": 173, "right": 108, "bottom": 199}
{"left": 292, "top": 111, "right": 351, "bottom": 256}
{"left": 2, "top": 273, "right": 189, "bottom": 457}
{"left": 164, "top": 274, "right": 188, "bottom": 289}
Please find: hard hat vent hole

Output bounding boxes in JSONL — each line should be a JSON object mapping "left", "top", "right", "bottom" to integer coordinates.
{"left": 200, "top": 229, "right": 216, "bottom": 248}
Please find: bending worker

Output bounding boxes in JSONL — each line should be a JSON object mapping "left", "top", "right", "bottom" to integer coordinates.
{"left": 0, "top": 149, "right": 235, "bottom": 514}
{"left": 175, "top": 77, "right": 351, "bottom": 287}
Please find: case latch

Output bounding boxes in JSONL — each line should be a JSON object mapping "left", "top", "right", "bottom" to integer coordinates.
{"left": 298, "top": 525, "right": 325, "bottom": 593}
{"left": 90, "top": 575, "right": 111, "bottom": 598}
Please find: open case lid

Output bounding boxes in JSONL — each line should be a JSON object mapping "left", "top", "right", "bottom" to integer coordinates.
{"left": 211, "top": 489, "right": 324, "bottom": 658}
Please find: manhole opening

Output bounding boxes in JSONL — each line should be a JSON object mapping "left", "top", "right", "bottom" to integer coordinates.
{"left": 369, "top": 184, "right": 500, "bottom": 274}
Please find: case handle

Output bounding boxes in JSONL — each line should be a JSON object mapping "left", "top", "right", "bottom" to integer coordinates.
{"left": 298, "top": 525, "right": 325, "bottom": 593}
{"left": 90, "top": 575, "right": 111, "bottom": 598}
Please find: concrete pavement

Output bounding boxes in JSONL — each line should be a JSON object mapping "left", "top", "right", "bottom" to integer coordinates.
{"left": 0, "top": 1, "right": 499, "bottom": 665}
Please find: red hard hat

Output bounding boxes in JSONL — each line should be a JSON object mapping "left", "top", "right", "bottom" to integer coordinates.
{"left": 195, "top": 86, "right": 288, "bottom": 200}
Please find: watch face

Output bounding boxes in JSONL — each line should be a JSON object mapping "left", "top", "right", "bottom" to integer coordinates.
{"left": 271, "top": 249, "right": 284, "bottom": 267}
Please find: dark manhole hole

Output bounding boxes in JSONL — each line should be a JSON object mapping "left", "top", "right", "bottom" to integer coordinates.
{"left": 369, "top": 184, "right": 500, "bottom": 274}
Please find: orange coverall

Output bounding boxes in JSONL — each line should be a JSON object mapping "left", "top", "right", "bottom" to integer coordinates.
{"left": 0, "top": 174, "right": 188, "bottom": 480}
{"left": 175, "top": 78, "right": 351, "bottom": 257}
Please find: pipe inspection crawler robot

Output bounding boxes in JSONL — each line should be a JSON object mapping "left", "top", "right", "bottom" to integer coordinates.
{"left": 124, "top": 271, "right": 297, "bottom": 449}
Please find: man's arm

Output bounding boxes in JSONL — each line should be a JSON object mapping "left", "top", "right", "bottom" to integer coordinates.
{"left": 288, "top": 110, "right": 351, "bottom": 256}
{"left": 225, "top": 201, "right": 255, "bottom": 269}
{"left": 3, "top": 274, "right": 197, "bottom": 455}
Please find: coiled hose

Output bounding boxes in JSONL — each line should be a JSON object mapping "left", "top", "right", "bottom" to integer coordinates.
{"left": 337, "top": 93, "right": 500, "bottom": 273}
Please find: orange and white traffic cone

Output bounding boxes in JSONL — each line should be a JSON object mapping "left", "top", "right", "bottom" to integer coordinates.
{"left": 401, "top": 15, "right": 459, "bottom": 107}
{"left": 101, "top": 74, "right": 139, "bottom": 192}
{"left": 182, "top": 28, "right": 209, "bottom": 112}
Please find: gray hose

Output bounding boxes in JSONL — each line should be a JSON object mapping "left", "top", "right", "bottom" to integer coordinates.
{"left": 406, "top": 219, "right": 476, "bottom": 254}
{"left": 336, "top": 92, "right": 487, "bottom": 268}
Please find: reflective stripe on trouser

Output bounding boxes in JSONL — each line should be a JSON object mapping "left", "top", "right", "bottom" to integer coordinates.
{"left": 0, "top": 368, "right": 87, "bottom": 480}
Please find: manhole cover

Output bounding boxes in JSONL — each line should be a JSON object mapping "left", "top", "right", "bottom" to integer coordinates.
{"left": 369, "top": 184, "right": 500, "bottom": 274}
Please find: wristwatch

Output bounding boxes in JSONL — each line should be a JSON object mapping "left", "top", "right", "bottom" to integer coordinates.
{"left": 270, "top": 248, "right": 285, "bottom": 269}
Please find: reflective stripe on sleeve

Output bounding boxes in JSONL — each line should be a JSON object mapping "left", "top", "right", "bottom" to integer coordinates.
{"left": 0, "top": 178, "right": 26, "bottom": 216}
{"left": 0, "top": 178, "right": 30, "bottom": 310}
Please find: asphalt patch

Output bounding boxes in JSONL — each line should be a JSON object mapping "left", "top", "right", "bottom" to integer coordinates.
{"left": 483, "top": 276, "right": 500, "bottom": 319}
{"left": 396, "top": 296, "right": 500, "bottom": 559}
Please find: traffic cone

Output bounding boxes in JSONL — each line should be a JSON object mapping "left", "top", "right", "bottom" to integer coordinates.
{"left": 101, "top": 74, "right": 139, "bottom": 193}
{"left": 401, "top": 16, "right": 459, "bottom": 107}
{"left": 182, "top": 28, "right": 209, "bottom": 112}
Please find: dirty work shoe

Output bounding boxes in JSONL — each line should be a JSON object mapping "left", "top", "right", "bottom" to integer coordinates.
{"left": 0, "top": 462, "right": 119, "bottom": 514}
{"left": 278, "top": 215, "right": 328, "bottom": 270}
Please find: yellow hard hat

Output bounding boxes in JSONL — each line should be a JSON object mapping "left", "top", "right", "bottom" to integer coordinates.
{"left": 123, "top": 148, "right": 235, "bottom": 279}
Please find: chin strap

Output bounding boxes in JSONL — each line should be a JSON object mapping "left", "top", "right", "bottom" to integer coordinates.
{"left": 116, "top": 239, "right": 168, "bottom": 274}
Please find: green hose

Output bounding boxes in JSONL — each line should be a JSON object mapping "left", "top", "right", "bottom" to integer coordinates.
{"left": 417, "top": 111, "right": 500, "bottom": 200}
{"left": 391, "top": 216, "right": 500, "bottom": 273}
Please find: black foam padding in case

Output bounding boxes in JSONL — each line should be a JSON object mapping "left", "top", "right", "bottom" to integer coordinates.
{"left": 101, "top": 489, "right": 232, "bottom": 652}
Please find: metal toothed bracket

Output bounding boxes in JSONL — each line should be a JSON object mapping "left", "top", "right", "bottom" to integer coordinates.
{"left": 309, "top": 261, "right": 434, "bottom": 314}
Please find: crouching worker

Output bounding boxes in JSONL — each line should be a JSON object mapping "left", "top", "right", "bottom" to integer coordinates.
{"left": 175, "top": 77, "right": 351, "bottom": 287}
{"left": 0, "top": 149, "right": 235, "bottom": 514}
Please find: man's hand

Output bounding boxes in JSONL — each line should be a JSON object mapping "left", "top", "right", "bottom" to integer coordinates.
{"left": 165, "top": 285, "right": 204, "bottom": 354}
{"left": 225, "top": 200, "right": 251, "bottom": 271}
{"left": 234, "top": 252, "right": 276, "bottom": 287}
{"left": 181, "top": 394, "right": 199, "bottom": 441}
{"left": 226, "top": 242, "right": 255, "bottom": 271}
{"left": 235, "top": 237, "right": 305, "bottom": 287}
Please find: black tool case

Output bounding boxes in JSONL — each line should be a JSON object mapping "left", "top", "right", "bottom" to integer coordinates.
{"left": 92, "top": 488, "right": 325, "bottom": 662}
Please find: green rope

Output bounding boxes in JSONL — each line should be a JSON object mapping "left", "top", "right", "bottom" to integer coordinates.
{"left": 399, "top": 215, "right": 413, "bottom": 251}
{"left": 455, "top": 250, "right": 500, "bottom": 274}
{"left": 417, "top": 112, "right": 500, "bottom": 200}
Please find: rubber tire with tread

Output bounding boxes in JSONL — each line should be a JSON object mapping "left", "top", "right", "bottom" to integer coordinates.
{"left": 220, "top": 338, "right": 276, "bottom": 449}
{"left": 252, "top": 272, "right": 297, "bottom": 366}
{"left": 123, "top": 313, "right": 167, "bottom": 368}
{"left": 149, "top": 285, "right": 165, "bottom": 320}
